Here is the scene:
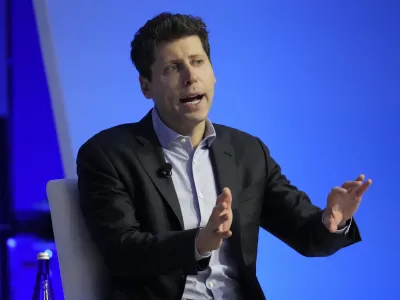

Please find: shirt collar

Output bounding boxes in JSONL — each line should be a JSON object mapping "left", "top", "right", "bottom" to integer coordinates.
{"left": 151, "top": 107, "right": 216, "bottom": 148}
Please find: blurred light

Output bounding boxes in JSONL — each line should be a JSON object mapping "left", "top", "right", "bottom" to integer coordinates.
{"left": 45, "top": 249, "right": 53, "bottom": 258}
{"left": 7, "top": 238, "right": 17, "bottom": 248}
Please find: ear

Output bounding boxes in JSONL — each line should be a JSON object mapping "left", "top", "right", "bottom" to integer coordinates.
{"left": 139, "top": 75, "right": 152, "bottom": 99}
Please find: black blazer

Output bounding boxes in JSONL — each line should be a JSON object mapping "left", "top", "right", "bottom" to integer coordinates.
{"left": 76, "top": 110, "right": 361, "bottom": 300}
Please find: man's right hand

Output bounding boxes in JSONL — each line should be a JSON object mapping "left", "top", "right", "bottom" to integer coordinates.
{"left": 196, "top": 187, "right": 233, "bottom": 255}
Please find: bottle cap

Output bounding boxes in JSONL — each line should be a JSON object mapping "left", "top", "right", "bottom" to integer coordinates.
{"left": 37, "top": 252, "right": 50, "bottom": 260}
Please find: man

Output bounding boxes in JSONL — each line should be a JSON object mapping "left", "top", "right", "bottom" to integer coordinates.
{"left": 77, "top": 12, "right": 371, "bottom": 300}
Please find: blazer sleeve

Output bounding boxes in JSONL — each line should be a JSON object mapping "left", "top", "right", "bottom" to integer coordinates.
{"left": 256, "top": 138, "right": 362, "bottom": 257}
{"left": 76, "top": 139, "right": 203, "bottom": 278}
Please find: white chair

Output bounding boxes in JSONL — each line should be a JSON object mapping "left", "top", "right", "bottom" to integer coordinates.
{"left": 46, "top": 178, "right": 110, "bottom": 300}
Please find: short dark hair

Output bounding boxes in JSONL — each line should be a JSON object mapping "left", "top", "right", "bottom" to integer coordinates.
{"left": 130, "top": 12, "right": 211, "bottom": 80}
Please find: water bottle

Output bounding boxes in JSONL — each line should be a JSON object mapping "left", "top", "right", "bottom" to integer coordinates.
{"left": 32, "top": 252, "right": 55, "bottom": 300}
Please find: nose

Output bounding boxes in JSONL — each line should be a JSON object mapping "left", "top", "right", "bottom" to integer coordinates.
{"left": 183, "top": 66, "right": 197, "bottom": 86}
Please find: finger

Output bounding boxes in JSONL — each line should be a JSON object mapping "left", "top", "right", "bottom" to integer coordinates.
{"left": 209, "top": 204, "right": 225, "bottom": 225}
{"left": 355, "top": 174, "right": 365, "bottom": 182}
{"left": 331, "top": 186, "right": 347, "bottom": 194}
{"left": 355, "top": 178, "right": 372, "bottom": 198}
{"left": 218, "top": 212, "right": 229, "bottom": 224}
{"left": 216, "top": 187, "right": 232, "bottom": 209}
{"left": 220, "top": 201, "right": 228, "bottom": 211}
{"left": 210, "top": 203, "right": 230, "bottom": 227}
{"left": 215, "top": 230, "right": 232, "bottom": 239}
{"left": 342, "top": 181, "right": 363, "bottom": 190}
{"left": 223, "top": 188, "right": 232, "bottom": 207}
{"left": 216, "top": 187, "right": 232, "bottom": 205}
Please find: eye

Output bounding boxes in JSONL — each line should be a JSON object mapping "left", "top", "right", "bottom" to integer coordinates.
{"left": 165, "top": 64, "right": 179, "bottom": 72}
{"left": 193, "top": 59, "right": 204, "bottom": 65}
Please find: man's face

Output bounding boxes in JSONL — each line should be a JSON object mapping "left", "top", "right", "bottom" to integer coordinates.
{"left": 140, "top": 35, "right": 216, "bottom": 132}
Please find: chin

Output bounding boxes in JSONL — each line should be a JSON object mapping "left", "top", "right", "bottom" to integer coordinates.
{"left": 183, "top": 110, "right": 209, "bottom": 123}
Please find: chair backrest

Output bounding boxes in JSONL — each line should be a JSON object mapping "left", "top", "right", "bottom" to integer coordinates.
{"left": 46, "top": 178, "right": 110, "bottom": 300}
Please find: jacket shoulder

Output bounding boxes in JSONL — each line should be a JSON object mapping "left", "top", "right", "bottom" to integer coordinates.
{"left": 213, "top": 123, "right": 260, "bottom": 145}
{"left": 77, "top": 122, "right": 140, "bottom": 157}
{"left": 212, "top": 123, "right": 269, "bottom": 159}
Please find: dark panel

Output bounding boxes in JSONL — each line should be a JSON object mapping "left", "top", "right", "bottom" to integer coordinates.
{"left": 0, "top": 0, "right": 6, "bottom": 116}
{"left": 3, "top": 0, "right": 66, "bottom": 298}
{"left": 0, "top": 0, "right": 11, "bottom": 299}
{"left": 10, "top": 0, "right": 64, "bottom": 211}
{"left": 0, "top": 118, "right": 10, "bottom": 300}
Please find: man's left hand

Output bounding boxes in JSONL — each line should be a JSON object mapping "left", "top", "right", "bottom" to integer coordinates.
{"left": 323, "top": 174, "right": 372, "bottom": 233}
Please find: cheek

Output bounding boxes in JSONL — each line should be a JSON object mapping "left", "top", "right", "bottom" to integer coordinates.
{"left": 152, "top": 81, "right": 175, "bottom": 98}
{"left": 204, "top": 69, "right": 216, "bottom": 85}
{"left": 156, "top": 88, "right": 180, "bottom": 108}
{"left": 160, "top": 79, "right": 181, "bottom": 94}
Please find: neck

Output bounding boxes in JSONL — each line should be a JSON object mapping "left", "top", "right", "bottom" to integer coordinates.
{"left": 154, "top": 107, "right": 208, "bottom": 147}
{"left": 156, "top": 111, "right": 206, "bottom": 148}
{"left": 171, "top": 120, "right": 206, "bottom": 148}
{"left": 185, "top": 121, "right": 206, "bottom": 148}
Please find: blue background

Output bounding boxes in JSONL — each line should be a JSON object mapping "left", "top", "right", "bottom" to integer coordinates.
{"left": 5, "top": 0, "right": 399, "bottom": 299}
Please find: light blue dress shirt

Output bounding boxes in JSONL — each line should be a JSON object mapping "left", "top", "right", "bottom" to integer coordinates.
{"left": 152, "top": 108, "right": 244, "bottom": 300}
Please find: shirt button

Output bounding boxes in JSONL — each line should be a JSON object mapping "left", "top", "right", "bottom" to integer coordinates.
{"left": 198, "top": 192, "right": 203, "bottom": 199}
{"left": 180, "top": 138, "right": 186, "bottom": 143}
{"left": 208, "top": 281, "right": 214, "bottom": 288}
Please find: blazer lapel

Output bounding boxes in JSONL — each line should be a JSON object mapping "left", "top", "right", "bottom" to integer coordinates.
{"left": 209, "top": 138, "right": 238, "bottom": 202}
{"left": 132, "top": 112, "right": 185, "bottom": 229}
{"left": 210, "top": 132, "right": 241, "bottom": 234}
{"left": 210, "top": 136, "right": 244, "bottom": 262}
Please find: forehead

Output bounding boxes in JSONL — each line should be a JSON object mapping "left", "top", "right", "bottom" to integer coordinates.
{"left": 154, "top": 35, "right": 206, "bottom": 63}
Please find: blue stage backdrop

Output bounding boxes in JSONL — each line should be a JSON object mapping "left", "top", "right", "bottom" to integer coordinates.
{"left": 25, "top": 1, "right": 400, "bottom": 299}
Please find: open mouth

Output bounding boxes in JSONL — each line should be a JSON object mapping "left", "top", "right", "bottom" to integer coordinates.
{"left": 180, "top": 94, "right": 205, "bottom": 105}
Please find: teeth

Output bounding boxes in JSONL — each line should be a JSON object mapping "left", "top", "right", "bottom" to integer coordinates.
{"left": 182, "top": 94, "right": 203, "bottom": 101}
{"left": 184, "top": 99, "right": 201, "bottom": 105}
{"left": 189, "top": 99, "right": 201, "bottom": 104}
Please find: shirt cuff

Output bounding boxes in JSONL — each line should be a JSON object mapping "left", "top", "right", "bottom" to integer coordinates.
{"left": 194, "top": 228, "right": 212, "bottom": 261}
